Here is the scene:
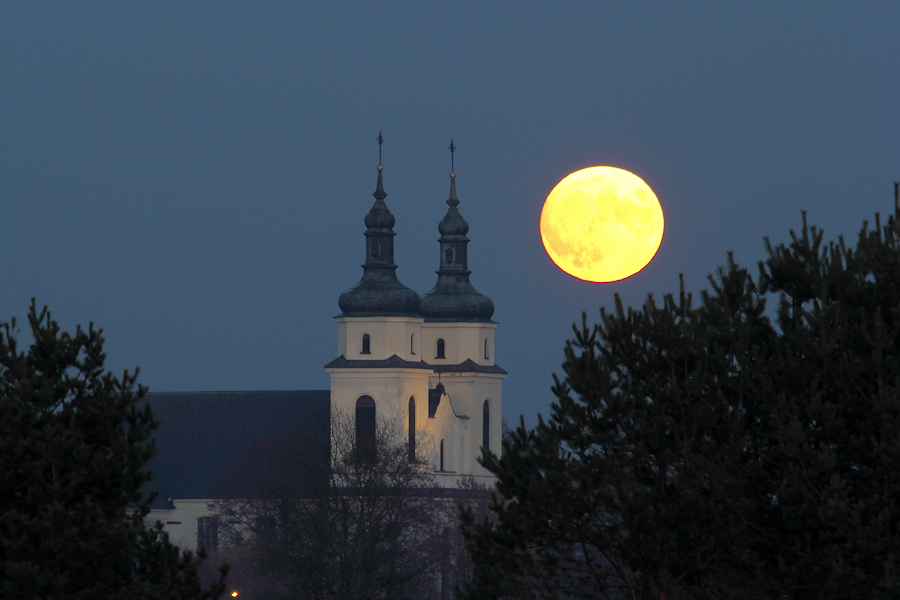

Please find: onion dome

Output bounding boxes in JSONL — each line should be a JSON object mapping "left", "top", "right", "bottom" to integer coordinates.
{"left": 338, "top": 163, "right": 421, "bottom": 317}
{"left": 420, "top": 167, "right": 495, "bottom": 322}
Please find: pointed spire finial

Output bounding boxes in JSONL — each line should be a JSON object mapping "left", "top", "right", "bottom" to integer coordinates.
{"left": 374, "top": 131, "right": 386, "bottom": 200}
{"left": 377, "top": 131, "right": 385, "bottom": 166}
{"left": 448, "top": 138, "right": 456, "bottom": 175}
{"left": 447, "top": 138, "right": 459, "bottom": 206}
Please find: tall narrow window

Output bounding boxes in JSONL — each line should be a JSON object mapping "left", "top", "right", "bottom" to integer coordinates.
{"left": 410, "top": 333, "right": 415, "bottom": 355}
{"left": 483, "top": 400, "right": 490, "bottom": 451}
{"left": 408, "top": 397, "right": 416, "bottom": 462}
{"left": 361, "top": 334, "right": 370, "bottom": 354}
{"left": 436, "top": 338, "right": 445, "bottom": 359}
{"left": 197, "top": 516, "right": 218, "bottom": 552}
{"left": 356, "top": 396, "right": 376, "bottom": 462}
{"left": 440, "top": 439, "right": 445, "bottom": 471}
{"left": 445, "top": 247, "right": 454, "bottom": 264}
{"left": 370, "top": 241, "right": 380, "bottom": 258}
{"left": 484, "top": 339, "right": 490, "bottom": 359}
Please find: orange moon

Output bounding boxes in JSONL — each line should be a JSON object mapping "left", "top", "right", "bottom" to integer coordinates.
{"left": 540, "top": 166, "right": 664, "bottom": 283}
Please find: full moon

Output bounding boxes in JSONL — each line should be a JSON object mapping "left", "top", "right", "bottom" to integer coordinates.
{"left": 540, "top": 166, "right": 664, "bottom": 283}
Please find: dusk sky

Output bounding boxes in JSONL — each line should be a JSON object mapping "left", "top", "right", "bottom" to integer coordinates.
{"left": 2, "top": 2, "right": 898, "bottom": 427}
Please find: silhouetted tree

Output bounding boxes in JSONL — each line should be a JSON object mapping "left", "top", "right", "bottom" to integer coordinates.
{"left": 213, "top": 411, "right": 470, "bottom": 600}
{"left": 461, "top": 195, "right": 900, "bottom": 600}
{"left": 0, "top": 301, "right": 227, "bottom": 599}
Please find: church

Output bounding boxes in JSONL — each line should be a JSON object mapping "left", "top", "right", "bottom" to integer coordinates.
{"left": 144, "top": 143, "right": 505, "bottom": 552}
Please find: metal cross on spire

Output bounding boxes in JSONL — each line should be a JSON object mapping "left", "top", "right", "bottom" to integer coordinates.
{"left": 377, "top": 131, "right": 384, "bottom": 165}
{"left": 448, "top": 138, "right": 456, "bottom": 173}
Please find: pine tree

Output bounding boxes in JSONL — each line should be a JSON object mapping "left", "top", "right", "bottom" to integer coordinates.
{"left": 0, "top": 301, "right": 227, "bottom": 600}
{"left": 751, "top": 209, "right": 900, "bottom": 598}
{"left": 461, "top": 195, "right": 900, "bottom": 600}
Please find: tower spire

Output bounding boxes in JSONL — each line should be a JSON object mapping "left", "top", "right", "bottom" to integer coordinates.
{"left": 374, "top": 131, "right": 386, "bottom": 200}
{"left": 419, "top": 139, "right": 495, "bottom": 322}
{"left": 449, "top": 138, "right": 456, "bottom": 173}
{"left": 377, "top": 131, "right": 385, "bottom": 165}
{"left": 337, "top": 132, "right": 421, "bottom": 318}
{"left": 448, "top": 138, "right": 459, "bottom": 207}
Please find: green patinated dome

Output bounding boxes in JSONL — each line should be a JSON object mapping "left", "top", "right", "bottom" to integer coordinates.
{"left": 420, "top": 174, "right": 495, "bottom": 322}
{"left": 339, "top": 166, "right": 422, "bottom": 317}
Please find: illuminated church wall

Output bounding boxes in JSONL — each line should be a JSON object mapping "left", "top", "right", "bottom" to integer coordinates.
{"left": 328, "top": 153, "right": 505, "bottom": 487}
{"left": 145, "top": 149, "right": 506, "bottom": 556}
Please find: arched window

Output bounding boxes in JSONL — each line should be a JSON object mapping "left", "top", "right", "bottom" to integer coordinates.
{"left": 410, "top": 333, "right": 415, "bottom": 355}
{"left": 484, "top": 339, "right": 490, "bottom": 359}
{"left": 436, "top": 338, "right": 445, "bottom": 359}
{"left": 445, "top": 247, "right": 454, "bottom": 264}
{"left": 361, "top": 334, "right": 370, "bottom": 355}
{"left": 370, "top": 241, "right": 380, "bottom": 258}
{"left": 356, "top": 396, "right": 376, "bottom": 462}
{"left": 408, "top": 397, "right": 416, "bottom": 462}
{"left": 440, "top": 439, "right": 445, "bottom": 471}
{"left": 483, "top": 400, "right": 490, "bottom": 450}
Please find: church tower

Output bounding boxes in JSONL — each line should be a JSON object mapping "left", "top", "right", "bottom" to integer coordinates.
{"left": 326, "top": 136, "right": 503, "bottom": 487}
{"left": 419, "top": 141, "right": 505, "bottom": 483}
{"left": 326, "top": 138, "right": 430, "bottom": 465}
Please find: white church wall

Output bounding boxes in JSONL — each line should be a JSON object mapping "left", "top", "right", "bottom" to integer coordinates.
{"left": 433, "top": 372, "right": 503, "bottom": 477}
{"left": 421, "top": 322, "right": 496, "bottom": 366}
{"left": 328, "top": 367, "right": 432, "bottom": 429}
{"left": 428, "top": 392, "right": 461, "bottom": 473}
{"left": 148, "top": 499, "right": 216, "bottom": 552}
{"left": 336, "top": 316, "right": 424, "bottom": 361}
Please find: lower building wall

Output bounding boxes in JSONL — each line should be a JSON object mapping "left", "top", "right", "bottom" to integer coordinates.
{"left": 148, "top": 499, "right": 216, "bottom": 552}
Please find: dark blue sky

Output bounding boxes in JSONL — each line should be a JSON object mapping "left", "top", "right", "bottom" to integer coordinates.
{"left": 2, "top": 2, "right": 898, "bottom": 426}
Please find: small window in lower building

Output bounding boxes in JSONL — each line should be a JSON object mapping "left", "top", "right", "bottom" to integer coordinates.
{"left": 197, "top": 516, "right": 218, "bottom": 552}
{"left": 440, "top": 438, "right": 445, "bottom": 471}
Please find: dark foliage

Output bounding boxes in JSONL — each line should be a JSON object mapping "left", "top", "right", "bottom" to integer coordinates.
{"left": 213, "top": 411, "right": 468, "bottom": 600}
{"left": 0, "top": 301, "right": 227, "bottom": 600}
{"left": 461, "top": 198, "right": 900, "bottom": 600}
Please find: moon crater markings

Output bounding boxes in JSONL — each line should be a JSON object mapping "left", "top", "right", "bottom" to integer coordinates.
{"left": 540, "top": 166, "right": 664, "bottom": 283}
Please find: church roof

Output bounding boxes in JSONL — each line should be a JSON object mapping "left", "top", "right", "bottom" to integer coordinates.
{"left": 428, "top": 383, "right": 446, "bottom": 418}
{"left": 143, "top": 390, "right": 330, "bottom": 507}
{"left": 324, "top": 355, "right": 433, "bottom": 370}
{"left": 324, "top": 355, "right": 506, "bottom": 375}
{"left": 338, "top": 163, "right": 422, "bottom": 318}
{"left": 420, "top": 169, "right": 495, "bottom": 323}
{"left": 431, "top": 359, "right": 508, "bottom": 375}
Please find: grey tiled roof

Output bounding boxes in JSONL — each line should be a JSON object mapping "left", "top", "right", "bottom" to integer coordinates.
{"left": 324, "top": 355, "right": 506, "bottom": 375}
{"left": 324, "top": 355, "right": 433, "bottom": 370}
{"left": 142, "top": 390, "right": 330, "bottom": 508}
{"left": 431, "top": 359, "right": 507, "bottom": 375}
{"left": 428, "top": 386, "right": 443, "bottom": 418}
